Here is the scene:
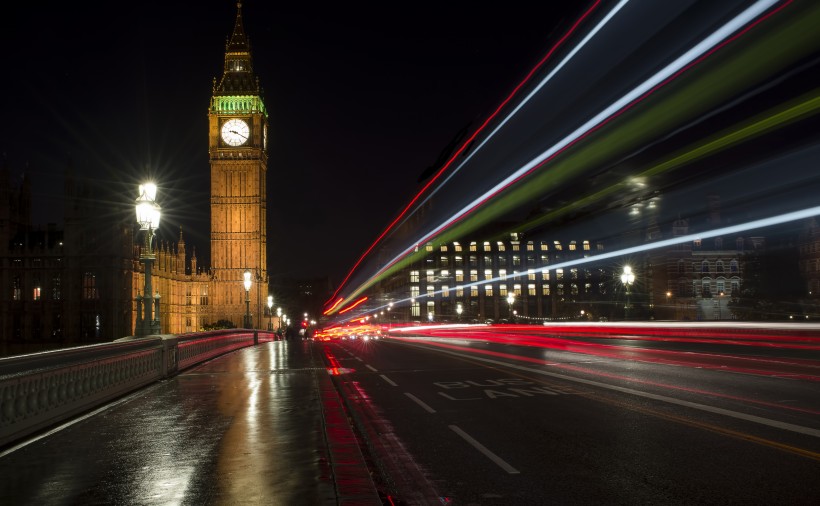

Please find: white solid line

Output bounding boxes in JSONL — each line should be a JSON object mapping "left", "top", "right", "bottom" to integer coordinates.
{"left": 380, "top": 374, "right": 398, "bottom": 387}
{"left": 365, "top": 364, "right": 378, "bottom": 372}
{"left": 396, "top": 342, "right": 820, "bottom": 439}
{"left": 405, "top": 392, "right": 437, "bottom": 413}
{"left": 449, "top": 425, "right": 520, "bottom": 474}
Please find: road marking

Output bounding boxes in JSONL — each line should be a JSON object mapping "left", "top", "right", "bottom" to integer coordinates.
{"left": 405, "top": 392, "right": 436, "bottom": 413}
{"left": 449, "top": 425, "right": 520, "bottom": 474}
{"left": 380, "top": 374, "right": 398, "bottom": 386}
{"left": 365, "top": 364, "right": 378, "bottom": 372}
{"left": 393, "top": 341, "right": 820, "bottom": 439}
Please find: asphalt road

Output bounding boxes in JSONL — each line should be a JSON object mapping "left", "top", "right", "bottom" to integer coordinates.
{"left": 322, "top": 332, "right": 820, "bottom": 505}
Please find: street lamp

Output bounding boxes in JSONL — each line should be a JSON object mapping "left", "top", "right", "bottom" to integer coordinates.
{"left": 717, "top": 291, "right": 725, "bottom": 320}
{"left": 507, "top": 293, "right": 515, "bottom": 322}
{"left": 456, "top": 302, "right": 463, "bottom": 322}
{"left": 243, "top": 270, "right": 252, "bottom": 328}
{"left": 276, "top": 307, "right": 282, "bottom": 331}
{"left": 135, "top": 183, "right": 161, "bottom": 336}
{"left": 428, "top": 311, "right": 434, "bottom": 322}
{"left": 267, "top": 295, "right": 273, "bottom": 330}
{"left": 621, "top": 266, "right": 635, "bottom": 320}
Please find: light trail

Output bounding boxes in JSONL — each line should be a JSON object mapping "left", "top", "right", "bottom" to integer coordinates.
{"left": 336, "top": 203, "right": 820, "bottom": 320}
{"left": 326, "top": 0, "right": 799, "bottom": 316}
{"left": 324, "top": 0, "right": 607, "bottom": 308}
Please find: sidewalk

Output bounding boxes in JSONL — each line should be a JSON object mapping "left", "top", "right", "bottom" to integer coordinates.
{"left": 0, "top": 339, "right": 383, "bottom": 505}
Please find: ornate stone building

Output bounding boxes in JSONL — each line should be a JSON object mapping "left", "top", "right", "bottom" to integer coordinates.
{"left": 0, "top": 4, "right": 274, "bottom": 345}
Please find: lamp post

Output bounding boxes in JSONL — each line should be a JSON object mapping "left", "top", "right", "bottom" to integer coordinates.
{"left": 277, "top": 307, "right": 282, "bottom": 332}
{"left": 267, "top": 295, "right": 273, "bottom": 330}
{"left": 135, "top": 183, "right": 161, "bottom": 336}
{"left": 507, "top": 293, "right": 515, "bottom": 322}
{"left": 456, "top": 302, "right": 463, "bottom": 322}
{"left": 621, "top": 266, "right": 635, "bottom": 320}
{"left": 717, "top": 291, "right": 724, "bottom": 320}
{"left": 243, "top": 270, "right": 252, "bottom": 328}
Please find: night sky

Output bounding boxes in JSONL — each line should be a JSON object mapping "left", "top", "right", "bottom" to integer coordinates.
{"left": 0, "top": 1, "right": 589, "bottom": 286}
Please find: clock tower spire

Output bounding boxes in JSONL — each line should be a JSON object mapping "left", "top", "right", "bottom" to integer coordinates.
{"left": 208, "top": 1, "right": 269, "bottom": 328}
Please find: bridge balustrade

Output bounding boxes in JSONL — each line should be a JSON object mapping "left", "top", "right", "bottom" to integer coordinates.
{"left": 0, "top": 329, "right": 273, "bottom": 448}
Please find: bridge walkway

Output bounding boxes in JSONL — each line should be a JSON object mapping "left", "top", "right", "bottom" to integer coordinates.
{"left": 0, "top": 339, "right": 382, "bottom": 505}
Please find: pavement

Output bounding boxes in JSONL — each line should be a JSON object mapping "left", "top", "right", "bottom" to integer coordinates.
{"left": 0, "top": 339, "right": 385, "bottom": 505}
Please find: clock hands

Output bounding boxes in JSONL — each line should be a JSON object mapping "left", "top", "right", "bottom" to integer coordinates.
{"left": 229, "top": 129, "right": 248, "bottom": 140}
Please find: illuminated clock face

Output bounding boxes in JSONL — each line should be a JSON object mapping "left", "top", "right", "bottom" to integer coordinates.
{"left": 221, "top": 118, "right": 250, "bottom": 146}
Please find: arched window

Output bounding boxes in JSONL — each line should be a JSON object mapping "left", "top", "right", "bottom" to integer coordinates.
{"left": 716, "top": 261, "right": 724, "bottom": 274}
{"left": 730, "top": 260, "right": 739, "bottom": 273}
{"left": 701, "top": 261, "right": 710, "bottom": 274}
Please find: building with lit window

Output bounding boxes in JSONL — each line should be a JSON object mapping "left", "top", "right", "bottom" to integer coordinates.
{"left": 375, "top": 223, "right": 611, "bottom": 323}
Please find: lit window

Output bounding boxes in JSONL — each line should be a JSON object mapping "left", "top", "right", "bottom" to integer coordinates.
{"left": 511, "top": 242, "right": 520, "bottom": 251}
{"left": 441, "top": 269, "right": 450, "bottom": 279}
{"left": 484, "top": 241, "right": 492, "bottom": 252}
{"left": 33, "top": 286, "right": 41, "bottom": 301}
{"left": 527, "top": 242, "right": 534, "bottom": 251}
{"left": 569, "top": 241, "right": 577, "bottom": 251}
{"left": 470, "top": 270, "right": 478, "bottom": 282}
{"left": 497, "top": 242, "right": 506, "bottom": 252}
{"left": 410, "top": 286, "right": 420, "bottom": 298}
{"left": 556, "top": 269, "right": 564, "bottom": 280}
{"left": 499, "top": 269, "right": 507, "bottom": 279}
{"left": 528, "top": 270, "right": 536, "bottom": 281}
{"left": 442, "top": 285, "right": 450, "bottom": 297}
{"left": 542, "top": 270, "right": 550, "bottom": 281}
{"left": 542, "top": 284, "right": 550, "bottom": 296}
{"left": 541, "top": 241, "right": 549, "bottom": 251}
{"left": 554, "top": 241, "right": 562, "bottom": 251}
{"left": 470, "top": 286, "right": 478, "bottom": 297}
{"left": 12, "top": 276, "right": 21, "bottom": 301}
{"left": 485, "top": 285, "right": 494, "bottom": 297}
{"left": 426, "top": 243, "right": 434, "bottom": 252}
{"left": 499, "top": 284, "right": 508, "bottom": 296}
{"left": 456, "top": 286, "right": 463, "bottom": 297}
{"left": 513, "top": 284, "right": 522, "bottom": 296}
{"left": 528, "top": 284, "right": 536, "bottom": 296}
{"left": 426, "top": 270, "right": 435, "bottom": 280}
{"left": 455, "top": 270, "right": 464, "bottom": 282}
{"left": 427, "top": 285, "right": 435, "bottom": 297}
{"left": 410, "top": 270, "right": 420, "bottom": 282}
{"left": 411, "top": 302, "right": 420, "bottom": 317}
{"left": 83, "top": 273, "right": 98, "bottom": 300}
{"left": 441, "top": 245, "right": 448, "bottom": 252}
{"left": 583, "top": 240, "right": 590, "bottom": 251}
{"left": 512, "top": 255, "right": 521, "bottom": 266}
{"left": 484, "top": 269, "right": 493, "bottom": 280}
{"left": 470, "top": 242, "right": 477, "bottom": 252}
{"left": 454, "top": 242, "right": 462, "bottom": 252}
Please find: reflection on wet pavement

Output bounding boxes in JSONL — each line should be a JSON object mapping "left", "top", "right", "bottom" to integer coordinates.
{"left": 0, "top": 340, "right": 380, "bottom": 505}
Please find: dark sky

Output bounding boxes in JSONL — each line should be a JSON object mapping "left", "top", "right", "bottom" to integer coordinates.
{"left": 1, "top": 1, "right": 590, "bottom": 285}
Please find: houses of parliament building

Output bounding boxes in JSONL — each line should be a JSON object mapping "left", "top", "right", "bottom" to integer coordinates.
{"left": 0, "top": 4, "right": 269, "bottom": 343}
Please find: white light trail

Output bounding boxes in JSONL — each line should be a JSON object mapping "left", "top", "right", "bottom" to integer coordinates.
{"left": 372, "top": 0, "right": 782, "bottom": 292}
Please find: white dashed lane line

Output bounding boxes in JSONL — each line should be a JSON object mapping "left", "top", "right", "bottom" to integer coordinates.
{"left": 380, "top": 374, "right": 398, "bottom": 386}
{"left": 449, "top": 425, "right": 520, "bottom": 474}
{"left": 405, "top": 392, "right": 437, "bottom": 413}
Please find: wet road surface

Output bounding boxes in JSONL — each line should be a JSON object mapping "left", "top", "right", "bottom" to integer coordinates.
{"left": 0, "top": 340, "right": 382, "bottom": 505}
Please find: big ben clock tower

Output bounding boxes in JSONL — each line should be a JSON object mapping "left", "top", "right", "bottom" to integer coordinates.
{"left": 208, "top": 2, "right": 268, "bottom": 327}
